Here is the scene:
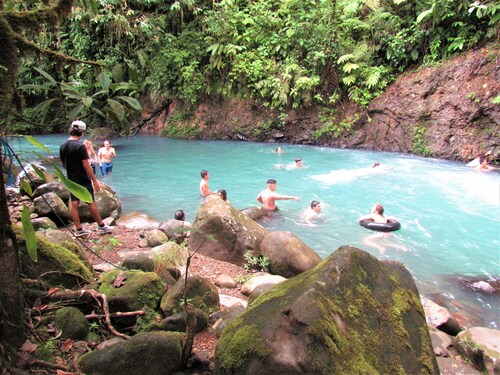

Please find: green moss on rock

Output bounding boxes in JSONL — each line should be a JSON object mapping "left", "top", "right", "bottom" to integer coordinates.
{"left": 14, "top": 225, "right": 92, "bottom": 287}
{"left": 55, "top": 307, "right": 89, "bottom": 340}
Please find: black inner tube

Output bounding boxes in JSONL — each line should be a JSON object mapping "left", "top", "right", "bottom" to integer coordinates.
{"left": 359, "top": 219, "right": 401, "bottom": 232}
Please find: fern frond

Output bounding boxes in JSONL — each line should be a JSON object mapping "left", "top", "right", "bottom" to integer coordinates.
{"left": 337, "top": 54, "right": 354, "bottom": 64}
{"left": 365, "top": 67, "right": 381, "bottom": 88}
{"left": 342, "top": 75, "right": 356, "bottom": 86}
{"left": 343, "top": 63, "right": 359, "bottom": 73}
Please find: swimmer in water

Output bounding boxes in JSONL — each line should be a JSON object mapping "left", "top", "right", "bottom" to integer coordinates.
{"left": 256, "top": 178, "right": 300, "bottom": 211}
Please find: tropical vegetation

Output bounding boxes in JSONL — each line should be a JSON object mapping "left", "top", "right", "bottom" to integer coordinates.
{"left": 1, "top": 0, "right": 498, "bottom": 135}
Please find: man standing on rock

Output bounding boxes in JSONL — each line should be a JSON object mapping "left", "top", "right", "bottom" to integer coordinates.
{"left": 256, "top": 178, "right": 300, "bottom": 212}
{"left": 60, "top": 120, "right": 112, "bottom": 237}
{"left": 200, "top": 169, "right": 216, "bottom": 203}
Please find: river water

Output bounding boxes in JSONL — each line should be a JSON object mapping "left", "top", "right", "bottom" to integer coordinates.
{"left": 10, "top": 134, "right": 500, "bottom": 328}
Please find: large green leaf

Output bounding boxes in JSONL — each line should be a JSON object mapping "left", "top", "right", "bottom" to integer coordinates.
{"left": 116, "top": 96, "right": 142, "bottom": 110}
{"left": 82, "top": 97, "right": 93, "bottom": 108}
{"left": 31, "top": 164, "right": 48, "bottom": 183}
{"left": 107, "top": 99, "right": 125, "bottom": 121}
{"left": 62, "top": 176, "right": 93, "bottom": 203}
{"left": 34, "top": 67, "right": 57, "bottom": 87}
{"left": 51, "top": 165, "right": 92, "bottom": 203}
{"left": 98, "top": 72, "right": 111, "bottom": 90}
{"left": 33, "top": 98, "right": 57, "bottom": 123}
{"left": 417, "top": 3, "right": 435, "bottom": 24}
{"left": 21, "top": 205, "right": 37, "bottom": 262}
{"left": 68, "top": 104, "right": 85, "bottom": 120}
{"left": 25, "top": 135, "right": 51, "bottom": 153}
{"left": 20, "top": 179, "right": 33, "bottom": 197}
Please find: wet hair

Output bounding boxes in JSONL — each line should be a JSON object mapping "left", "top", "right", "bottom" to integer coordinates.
{"left": 200, "top": 170, "right": 209, "bottom": 178}
{"left": 311, "top": 200, "right": 320, "bottom": 209}
{"left": 218, "top": 189, "right": 227, "bottom": 201}
{"left": 295, "top": 158, "right": 302, "bottom": 163}
{"left": 267, "top": 178, "right": 277, "bottom": 184}
{"left": 175, "top": 210, "right": 185, "bottom": 221}
{"left": 372, "top": 162, "right": 381, "bottom": 168}
{"left": 374, "top": 204, "right": 384, "bottom": 215}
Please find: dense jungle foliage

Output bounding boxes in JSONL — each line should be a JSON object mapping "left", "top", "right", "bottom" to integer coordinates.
{"left": 2, "top": 0, "right": 499, "bottom": 134}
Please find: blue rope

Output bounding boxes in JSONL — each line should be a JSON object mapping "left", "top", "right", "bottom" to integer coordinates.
{"left": 1, "top": 138, "right": 15, "bottom": 186}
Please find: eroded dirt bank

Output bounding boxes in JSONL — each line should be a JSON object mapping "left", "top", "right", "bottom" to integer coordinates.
{"left": 137, "top": 45, "right": 499, "bottom": 162}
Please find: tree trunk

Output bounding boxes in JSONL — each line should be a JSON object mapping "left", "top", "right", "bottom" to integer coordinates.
{"left": 0, "top": 145, "right": 25, "bottom": 350}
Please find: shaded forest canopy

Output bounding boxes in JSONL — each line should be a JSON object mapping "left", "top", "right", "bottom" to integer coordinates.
{"left": 1, "top": 0, "right": 499, "bottom": 135}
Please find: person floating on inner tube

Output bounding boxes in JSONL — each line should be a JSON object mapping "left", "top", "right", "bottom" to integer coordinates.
{"left": 359, "top": 204, "right": 401, "bottom": 232}
{"left": 359, "top": 204, "right": 394, "bottom": 224}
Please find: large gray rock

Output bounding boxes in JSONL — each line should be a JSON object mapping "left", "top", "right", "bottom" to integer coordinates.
{"left": 240, "top": 272, "right": 286, "bottom": 296}
{"left": 240, "top": 206, "right": 267, "bottom": 220}
{"left": 215, "top": 246, "right": 439, "bottom": 374}
{"left": 453, "top": 327, "right": 500, "bottom": 374}
{"left": 421, "top": 296, "right": 462, "bottom": 336}
{"left": 33, "top": 192, "right": 70, "bottom": 223}
{"left": 260, "top": 231, "right": 322, "bottom": 278}
{"left": 144, "top": 229, "right": 169, "bottom": 247}
{"left": 33, "top": 181, "right": 69, "bottom": 202}
{"left": 117, "top": 211, "right": 159, "bottom": 230}
{"left": 78, "top": 331, "right": 183, "bottom": 375}
{"left": 158, "top": 219, "right": 191, "bottom": 244}
{"left": 78, "top": 184, "right": 121, "bottom": 222}
{"left": 31, "top": 217, "right": 57, "bottom": 231}
{"left": 189, "top": 197, "right": 269, "bottom": 265}
{"left": 160, "top": 275, "right": 220, "bottom": 315}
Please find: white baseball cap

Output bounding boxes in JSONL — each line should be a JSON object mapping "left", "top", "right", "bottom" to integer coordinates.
{"left": 70, "top": 120, "right": 87, "bottom": 131}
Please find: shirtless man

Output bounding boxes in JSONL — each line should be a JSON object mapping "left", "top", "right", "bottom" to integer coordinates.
{"left": 256, "top": 178, "right": 300, "bottom": 211}
{"left": 98, "top": 140, "right": 116, "bottom": 176}
{"left": 83, "top": 139, "right": 98, "bottom": 174}
{"left": 200, "top": 170, "right": 216, "bottom": 202}
{"left": 302, "top": 200, "right": 322, "bottom": 223}
{"left": 359, "top": 204, "right": 395, "bottom": 223}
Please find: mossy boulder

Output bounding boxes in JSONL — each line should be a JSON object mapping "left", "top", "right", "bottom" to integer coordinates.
{"left": 98, "top": 269, "right": 165, "bottom": 313}
{"left": 152, "top": 241, "right": 189, "bottom": 269}
{"left": 260, "top": 231, "right": 322, "bottom": 278}
{"left": 160, "top": 275, "right": 220, "bottom": 315}
{"left": 215, "top": 246, "right": 439, "bottom": 375}
{"left": 55, "top": 307, "right": 89, "bottom": 340}
{"left": 79, "top": 331, "right": 183, "bottom": 375}
{"left": 15, "top": 225, "right": 92, "bottom": 288}
{"left": 121, "top": 253, "right": 155, "bottom": 272}
{"left": 43, "top": 229, "right": 91, "bottom": 269}
{"left": 190, "top": 197, "right": 269, "bottom": 265}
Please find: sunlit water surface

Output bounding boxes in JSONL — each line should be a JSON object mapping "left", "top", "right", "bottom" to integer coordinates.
{"left": 11, "top": 135, "right": 500, "bottom": 327}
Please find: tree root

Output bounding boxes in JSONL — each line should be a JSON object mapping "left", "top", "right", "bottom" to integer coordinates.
{"left": 45, "top": 289, "right": 131, "bottom": 340}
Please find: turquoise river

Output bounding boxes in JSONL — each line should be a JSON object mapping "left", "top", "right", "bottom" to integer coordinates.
{"left": 10, "top": 134, "right": 500, "bottom": 328}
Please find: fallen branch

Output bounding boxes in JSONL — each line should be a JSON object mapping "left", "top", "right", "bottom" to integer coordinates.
{"left": 44, "top": 289, "right": 130, "bottom": 340}
{"left": 129, "top": 102, "right": 169, "bottom": 136}
{"left": 31, "top": 358, "right": 68, "bottom": 371}
{"left": 85, "top": 310, "right": 146, "bottom": 319}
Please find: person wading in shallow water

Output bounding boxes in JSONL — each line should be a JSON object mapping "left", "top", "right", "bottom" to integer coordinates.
{"left": 256, "top": 178, "right": 300, "bottom": 212}
{"left": 98, "top": 140, "right": 116, "bottom": 176}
